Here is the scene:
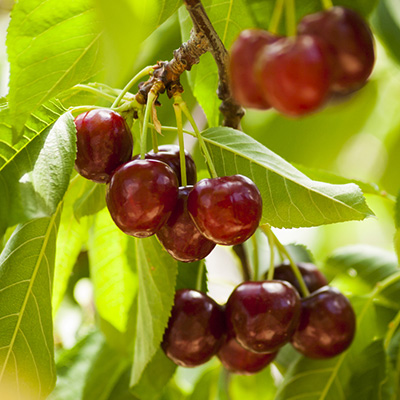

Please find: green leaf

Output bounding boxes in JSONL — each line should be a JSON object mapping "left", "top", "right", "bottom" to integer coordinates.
{"left": 176, "top": 260, "right": 207, "bottom": 292}
{"left": 96, "top": 0, "right": 181, "bottom": 82}
{"left": 325, "top": 245, "right": 400, "bottom": 303}
{"left": 0, "top": 111, "right": 77, "bottom": 235}
{"left": 373, "top": 0, "right": 400, "bottom": 65}
{"left": 201, "top": 127, "right": 373, "bottom": 228}
{"left": 179, "top": 0, "right": 255, "bottom": 126}
{"left": 73, "top": 180, "right": 107, "bottom": 221}
{"left": 275, "top": 295, "right": 383, "bottom": 400}
{"left": 88, "top": 209, "right": 137, "bottom": 335}
{"left": 130, "top": 348, "right": 176, "bottom": 400}
{"left": 230, "top": 366, "right": 276, "bottom": 400}
{"left": 50, "top": 331, "right": 129, "bottom": 400}
{"left": 7, "top": 0, "right": 103, "bottom": 138}
{"left": 52, "top": 176, "right": 90, "bottom": 313}
{"left": 130, "top": 236, "right": 178, "bottom": 392}
{"left": 188, "top": 366, "right": 221, "bottom": 400}
{"left": 0, "top": 206, "right": 62, "bottom": 399}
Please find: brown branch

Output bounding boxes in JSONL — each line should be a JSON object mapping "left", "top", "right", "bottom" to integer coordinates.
{"left": 184, "top": 0, "right": 244, "bottom": 129}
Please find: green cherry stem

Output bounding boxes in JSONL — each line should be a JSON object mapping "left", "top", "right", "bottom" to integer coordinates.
{"left": 149, "top": 124, "right": 193, "bottom": 136}
{"left": 384, "top": 310, "right": 400, "bottom": 350}
{"left": 140, "top": 91, "right": 157, "bottom": 159}
{"left": 177, "top": 96, "right": 218, "bottom": 179}
{"left": 196, "top": 260, "right": 205, "bottom": 292}
{"left": 269, "top": 0, "right": 285, "bottom": 34}
{"left": 68, "top": 105, "right": 104, "bottom": 115}
{"left": 70, "top": 85, "right": 117, "bottom": 103}
{"left": 111, "top": 65, "right": 155, "bottom": 109}
{"left": 251, "top": 235, "right": 259, "bottom": 281}
{"left": 173, "top": 98, "right": 188, "bottom": 187}
{"left": 321, "top": 0, "right": 333, "bottom": 10}
{"left": 260, "top": 224, "right": 310, "bottom": 297}
{"left": 285, "top": 0, "right": 297, "bottom": 37}
{"left": 151, "top": 126, "right": 159, "bottom": 153}
{"left": 265, "top": 228, "right": 276, "bottom": 281}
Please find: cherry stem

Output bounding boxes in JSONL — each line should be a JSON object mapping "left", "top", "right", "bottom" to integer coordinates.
{"left": 321, "top": 0, "right": 333, "bottom": 9}
{"left": 111, "top": 65, "right": 155, "bottom": 109}
{"left": 260, "top": 224, "right": 310, "bottom": 297}
{"left": 68, "top": 105, "right": 104, "bottom": 115}
{"left": 173, "top": 99, "right": 188, "bottom": 187}
{"left": 251, "top": 235, "right": 259, "bottom": 281}
{"left": 265, "top": 228, "right": 276, "bottom": 281}
{"left": 141, "top": 91, "right": 156, "bottom": 159}
{"left": 177, "top": 96, "right": 218, "bottom": 179}
{"left": 69, "top": 85, "right": 117, "bottom": 103}
{"left": 285, "top": 0, "right": 297, "bottom": 37}
{"left": 269, "top": 0, "right": 285, "bottom": 34}
{"left": 232, "top": 244, "right": 252, "bottom": 282}
{"left": 384, "top": 310, "right": 400, "bottom": 349}
{"left": 196, "top": 260, "right": 205, "bottom": 292}
{"left": 151, "top": 127, "right": 159, "bottom": 153}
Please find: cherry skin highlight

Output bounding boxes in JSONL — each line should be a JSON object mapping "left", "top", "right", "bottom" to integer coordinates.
{"left": 106, "top": 159, "right": 178, "bottom": 238}
{"left": 157, "top": 186, "right": 216, "bottom": 262}
{"left": 257, "top": 35, "right": 332, "bottom": 116}
{"left": 162, "top": 289, "right": 225, "bottom": 367}
{"left": 225, "top": 280, "right": 301, "bottom": 353}
{"left": 134, "top": 145, "right": 197, "bottom": 186}
{"left": 270, "top": 261, "right": 328, "bottom": 296}
{"left": 187, "top": 175, "right": 262, "bottom": 246}
{"left": 218, "top": 335, "right": 277, "bottom": 375}
{"left": 74, "top": 109, "right": 133, "bottom": 183}
{"left": 298, "top": 6, "right": 375, "bottom": 93}
{"left": 229, "top": 29, "right": 279, "bottom": 109}
{"left": 291, "top": 286, "right": 356, "bottom": 359}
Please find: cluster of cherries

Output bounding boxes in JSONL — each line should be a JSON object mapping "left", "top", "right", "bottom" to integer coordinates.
{"left": 73, "top": 108, "right": 262, "bottom": 262}
{"left": 162, "top": 262, "right": 356, "bottom": 374}
{"left": 229, "top": 6, "right": 375, "bottom": 116}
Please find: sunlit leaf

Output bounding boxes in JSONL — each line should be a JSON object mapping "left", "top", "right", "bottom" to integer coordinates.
{"left": 0, "top": 207, "right": 62, "bottom": 398}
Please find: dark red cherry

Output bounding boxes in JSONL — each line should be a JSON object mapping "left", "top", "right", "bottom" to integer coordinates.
{"left": 187, "top": 175, "right": 262, "bottom": 246}
{"left": 162, "top": 289, "right": 225, "bottom": 367}
{"left": 134, "top": 145, "right": 197, "bottom": 186}
{"left": 298, "top": 6, "right": 375, "bottom": 93}
{"left": 156, "top": 186, "right": 216, "bottom": 262}
{"left": 218, "top": 335, "right": 277, "bottom": 375}
{"left": 269, "top": 261, "right": 328, "bottom": 296}
{"left": 291, "top": 286, "right": 356, "bottom": 359}
{"left": 229, "top": 29, "right": 279, "bottom": 109}
{"left": 257, "top": 35, "right": 332, "bottom": 116}
{"left": 74, "top": 109, "right": 133, "bottom": 183}
{"left": 106, "top": 159, "right": 178, "bottom": 237}
{"left": 225, "top": 280, "right": 301, "bottom": 353}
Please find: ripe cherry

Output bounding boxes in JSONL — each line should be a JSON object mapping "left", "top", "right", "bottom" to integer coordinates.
{"left": 298, "top": 6, "right": 375, "bottom": 93}
{"left": 218, "top": 335, "right": 277, "bottom": 375}
{"left": 133, "top": 145, "right": 197, "bottom": 186}
{"left": 257, "top": 35, "right": 332, "bottom": 116}
{"left": 157, "top": 186, "right": 216, "bottom": 263}
{"left": 225, "top": 280, "right": 301, "bottom": 354}
{"left": 291, "top": 286, "right": 356, "bottom": 359}
{"left": 162, "top": 289, "right": 225, "bottom": 367}
{"left": 74, "top": 109, "right": 133, "bottom": 183}
{"left": 187, "top": 175, "right": 262, "bottom": 246}
{"left": 106, "top": 159, "right": 178, "bottom": 238}
{"left": 269, "top": 261, "right": 328, "bottom": 296}
{"left": 229, "top": 29, "right": 279, "bottom": 109}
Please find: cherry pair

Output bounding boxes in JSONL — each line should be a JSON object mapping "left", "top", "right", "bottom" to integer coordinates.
{"left": 162, "top": 262, "right": 356, "bottom": 374}
{"left": 230, "top": 6, "right": 375, "bottom": 116}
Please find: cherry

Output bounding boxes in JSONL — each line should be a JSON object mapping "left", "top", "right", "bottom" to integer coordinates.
{"left": 256, "top": 35, "right": 332, "bottom": 116}
{"left": 133, "top": 145, "right": 197, "bottom": 186}
{"left": 298, "top": 6, "right": 375, "bottom": 93}
{"left": 291, "top": 286, "right": 356, "bottom": 359}
{"left": 229, "top": 29, "right": 279, "bottom": 109}
{"left": 269, "top": 261, "right": 328, "bottom": 296}
{"left": 225, "top": 280, "right": 301, "bottom": 354}
{"left": 162, "top": 289, "right": 225, "bottom": 367}
{"left": 106, "top": 159, "right": 178, "bottom": 238}
{"left": 187, "top": 175, "right": 262, "bottom": 246}
{"left": 74, "top": 109, "right": 133, "bottom": 183}
{"left": 156, "top": 186, "right": 216, "bottom": 262}
{"left": 218, "top": 335, "right": 277, "bottom": 375}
